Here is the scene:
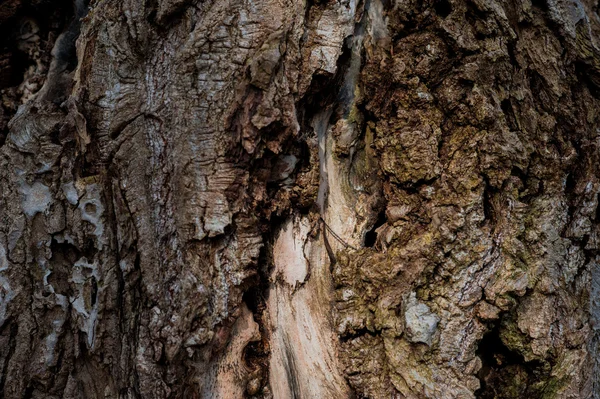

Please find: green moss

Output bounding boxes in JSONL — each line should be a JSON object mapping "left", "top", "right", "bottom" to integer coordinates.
{"left": 538, "top": 377, "right": 566, "bottom": 399}
{"left": 499, "top": 319, "right": 530, "bottom": 355}
{"left": 346, "top": 103, "right": 362, "bottom": 126}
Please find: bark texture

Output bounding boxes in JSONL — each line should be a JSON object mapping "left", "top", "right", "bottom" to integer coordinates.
{"left": 1, "top": 0, "right": 600, "bottom": 398}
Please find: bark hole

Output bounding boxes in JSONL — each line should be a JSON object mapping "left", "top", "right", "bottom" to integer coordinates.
{"left": 501, "top": 99, "right": 519, "bottom": 131}
{"left": 364, "top": 210, "right": 386, "bottom": 248}
{"left": 0, "top": 45, "right": 28, "bottom": 90}
{"left": 482, "top": 184, "right": 496, "bottom": 226}
{"left": 434, "top": 0, "right": 452, "bottom": 18}
{"left": 476, "top": 326, "right": 548, "bottom": 399}
{"left": 564, "top": 172, "right": 577, "bottom": 195}
{"left": 48, "top": 239, "right": 82, "bottom": 296}
{"left": 23, "top": 383, "right": 34, "bottom": 399}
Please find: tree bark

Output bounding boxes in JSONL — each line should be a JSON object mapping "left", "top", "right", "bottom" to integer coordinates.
{"left": 1, "top": 0, "right": 600, "bottom": 398}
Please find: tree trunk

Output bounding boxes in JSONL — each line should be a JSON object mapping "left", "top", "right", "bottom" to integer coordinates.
{"left": 1, "top": 0, "right": 600, "bottom": 398}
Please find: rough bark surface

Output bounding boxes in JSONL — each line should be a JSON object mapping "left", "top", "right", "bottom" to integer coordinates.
{"left": 1, "top": 0, "right": 600, "bottom": 398}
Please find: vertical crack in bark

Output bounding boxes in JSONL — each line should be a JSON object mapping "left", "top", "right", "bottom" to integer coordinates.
{"left": 264, "top": 2, "right": 384, "bottom": 397}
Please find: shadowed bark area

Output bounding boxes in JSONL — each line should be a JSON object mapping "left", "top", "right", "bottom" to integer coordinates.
{"left": 0, "top": 0, "right": 599, "bottom": 398}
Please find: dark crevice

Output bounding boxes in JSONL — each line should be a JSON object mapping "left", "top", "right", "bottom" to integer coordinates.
{"left": 394, "top": 176, "right": 439, "bottom": 195}
{"left": 55, "top": 0, "right": 89, "bottom": 74}
{"left": 506, "top": 41, "right": 519, "bottom": 67}
{"left": 364, "top": 210, "right": 386, "bottom": 247}
{"left": 240, "top": 215, "right": 288, "bottom": 398}
{"left": 73, "top": 143, "right": 103, "bottom": 179}
{"left": 90, "top": 276, "right": 97, "bottom": 306}
{"left": 434, "top": 0, "right": 452, "bottom": 18}
{"left": 574, "top": 61, "right": 600, "bottom": 98}
{"left": 482, "top": 176, "right": 497, "bottom": 227}
{"left": 49, "top": 125, "right": 62, "bottom": 145}
{"left": 476, "top": 322, "right": 552, "bottom": 399}
{"left": 299, "top": 34, "right": 353, "bottom": 127}
{"left": 49, "top": 239, "right": 82, "bottom": 297}
{"left": 531, "top": 0, "right": 547, "bottom": 10}
{"left": 595, "top": 193, "right": 600, "bottom": 223}
{"left": 145, "top": 0, "right": 159, "bottom": 24}
{"left": 50, "top": 342, "right": 66, "bottom": 384}
{"left": 0, "top": 0, "right": 73, "bottom": 143}
{"left": 2, "top": 46, "right": 30, "bottom": 89}
{"left": 106, "top": 173, "right": 129, "bottom": 338}
{"left": 242, "top": 280, "right": 266, "bottom": 316}
{"left": 0, "top": 321, "right": 18, "bottom": 394}
{"left": 23, "top": 383, "right": 35, "bottom": 399}
{"left": 563, "top": 171, "right": 578, "bottom": 224}
{"left": 339, "top": 327, "right": 381, "bottom": 343}
{"left": 501, "top": 98, "right": 519, "bottom": 131}
{"left": 510, "top": 166, "right": 526, "bottom": 182}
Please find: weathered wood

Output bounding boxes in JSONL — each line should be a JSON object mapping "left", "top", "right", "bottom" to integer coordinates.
{"left": 0, "top": 0, "right": 600, "bottom": 398}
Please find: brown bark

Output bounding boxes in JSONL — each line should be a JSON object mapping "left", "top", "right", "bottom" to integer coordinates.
{"left": 1, "top": 0, "right": 600, "bottom": 398}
